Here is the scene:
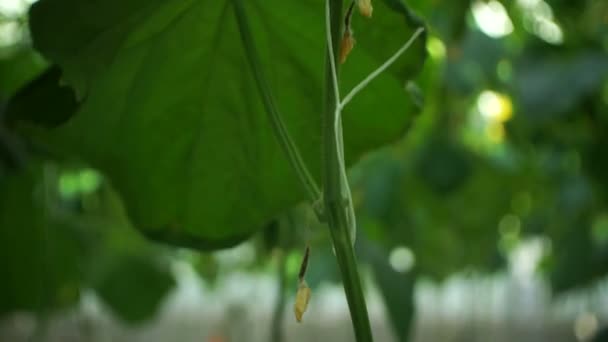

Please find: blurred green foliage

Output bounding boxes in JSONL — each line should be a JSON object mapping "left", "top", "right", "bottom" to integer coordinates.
{"left": 1, "top": 0, "right": 608, "bottom": 341}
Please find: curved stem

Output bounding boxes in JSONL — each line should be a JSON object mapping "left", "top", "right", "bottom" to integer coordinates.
{"left": 232, "top": 0, "right": 322, "bottom": 208}
{"left": 325, "top": 0, "right": 357, "bottom": 245}
{"left": 340, "top": 27, "right": 425, "bottom": 109}
{"left": 325, "top": 2, "right": 341, "bottom": 105}
{"left": 323, "top": 0, "right": 373, "bottom": 341}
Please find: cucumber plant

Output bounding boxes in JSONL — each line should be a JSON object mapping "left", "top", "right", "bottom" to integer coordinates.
{"left": 5, "top": 0, "right": 427, "bottom": 340}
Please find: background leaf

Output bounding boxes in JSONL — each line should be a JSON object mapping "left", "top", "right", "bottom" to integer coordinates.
{"left": 0, "top": 165, "right": 83, "bottom": 315}
{"left": 93, "top": 254, "right": 175, "bottom": 324}
{"left": 359, "top": 236, "right": 416, "bottom": 342}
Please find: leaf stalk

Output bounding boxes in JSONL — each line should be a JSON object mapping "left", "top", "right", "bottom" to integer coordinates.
{"left": 232, "top": 0, "right": 322, "bottom": 212}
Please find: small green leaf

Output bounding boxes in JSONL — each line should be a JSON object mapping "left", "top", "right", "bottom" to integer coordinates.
{"left": 5, "top": 67, "right": 78, "bottom": 127}
{"left": 0, "top": 49, "right": 47, "bottom": 101}
{"left": 94, "top": 255, "right": 175, "bottom": 324}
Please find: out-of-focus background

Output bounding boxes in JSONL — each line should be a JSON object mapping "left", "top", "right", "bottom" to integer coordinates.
{"left": 1, "top": 0, "right": 608, "bottom": 341}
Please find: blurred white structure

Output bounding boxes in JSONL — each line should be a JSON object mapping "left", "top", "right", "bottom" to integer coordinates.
{"left": 1, "top": 255, "right": 607, "bottom": 342}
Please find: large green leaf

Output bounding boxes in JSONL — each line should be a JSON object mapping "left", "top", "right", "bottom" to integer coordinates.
{"left": 18, "top": 0, "right": 426, "bottom": 249}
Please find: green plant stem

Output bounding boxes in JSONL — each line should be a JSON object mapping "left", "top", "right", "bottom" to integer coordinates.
{"left": 323, "top": 0, "right": 373, "bottom": 341}
{"left": 231, "top": 0, "right": 322, "bottom": 208}
{"left": 271, "top": 250, "right": 287, "bottom": 342}
{"left": 340, "top": 27, "right": 425, "bottom": 108}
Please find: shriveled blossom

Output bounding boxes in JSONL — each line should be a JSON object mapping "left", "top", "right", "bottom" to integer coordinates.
{"left": 294, "top": 280, "right": 311, "bottom": 322}
{"left": 357, "top": 0, "right": 373, "bottom": 17}
{"left": 339, "top": 31, "right": 356, "bottom": 64}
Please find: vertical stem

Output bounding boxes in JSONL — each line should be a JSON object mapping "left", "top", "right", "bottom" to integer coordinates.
{"left": 323, "top": 1, "right": 373, "bottom": 341}
{"left": 271, "top": 250, "right": 287, "bottom": 342}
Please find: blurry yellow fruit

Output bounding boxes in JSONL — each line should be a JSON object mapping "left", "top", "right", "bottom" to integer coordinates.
{"left": 477, "top": 90, "right": 513, "bottom": 123}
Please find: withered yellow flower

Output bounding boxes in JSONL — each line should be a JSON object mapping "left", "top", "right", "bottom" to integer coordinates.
{"left": 339, "top": 31, "right": 356, "bottom": 64}
{"left": 294, "top": 280, "right": 311, "bottom": 322}
{"left": 357, "top": 0, "right": 373, "bottom": 17}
